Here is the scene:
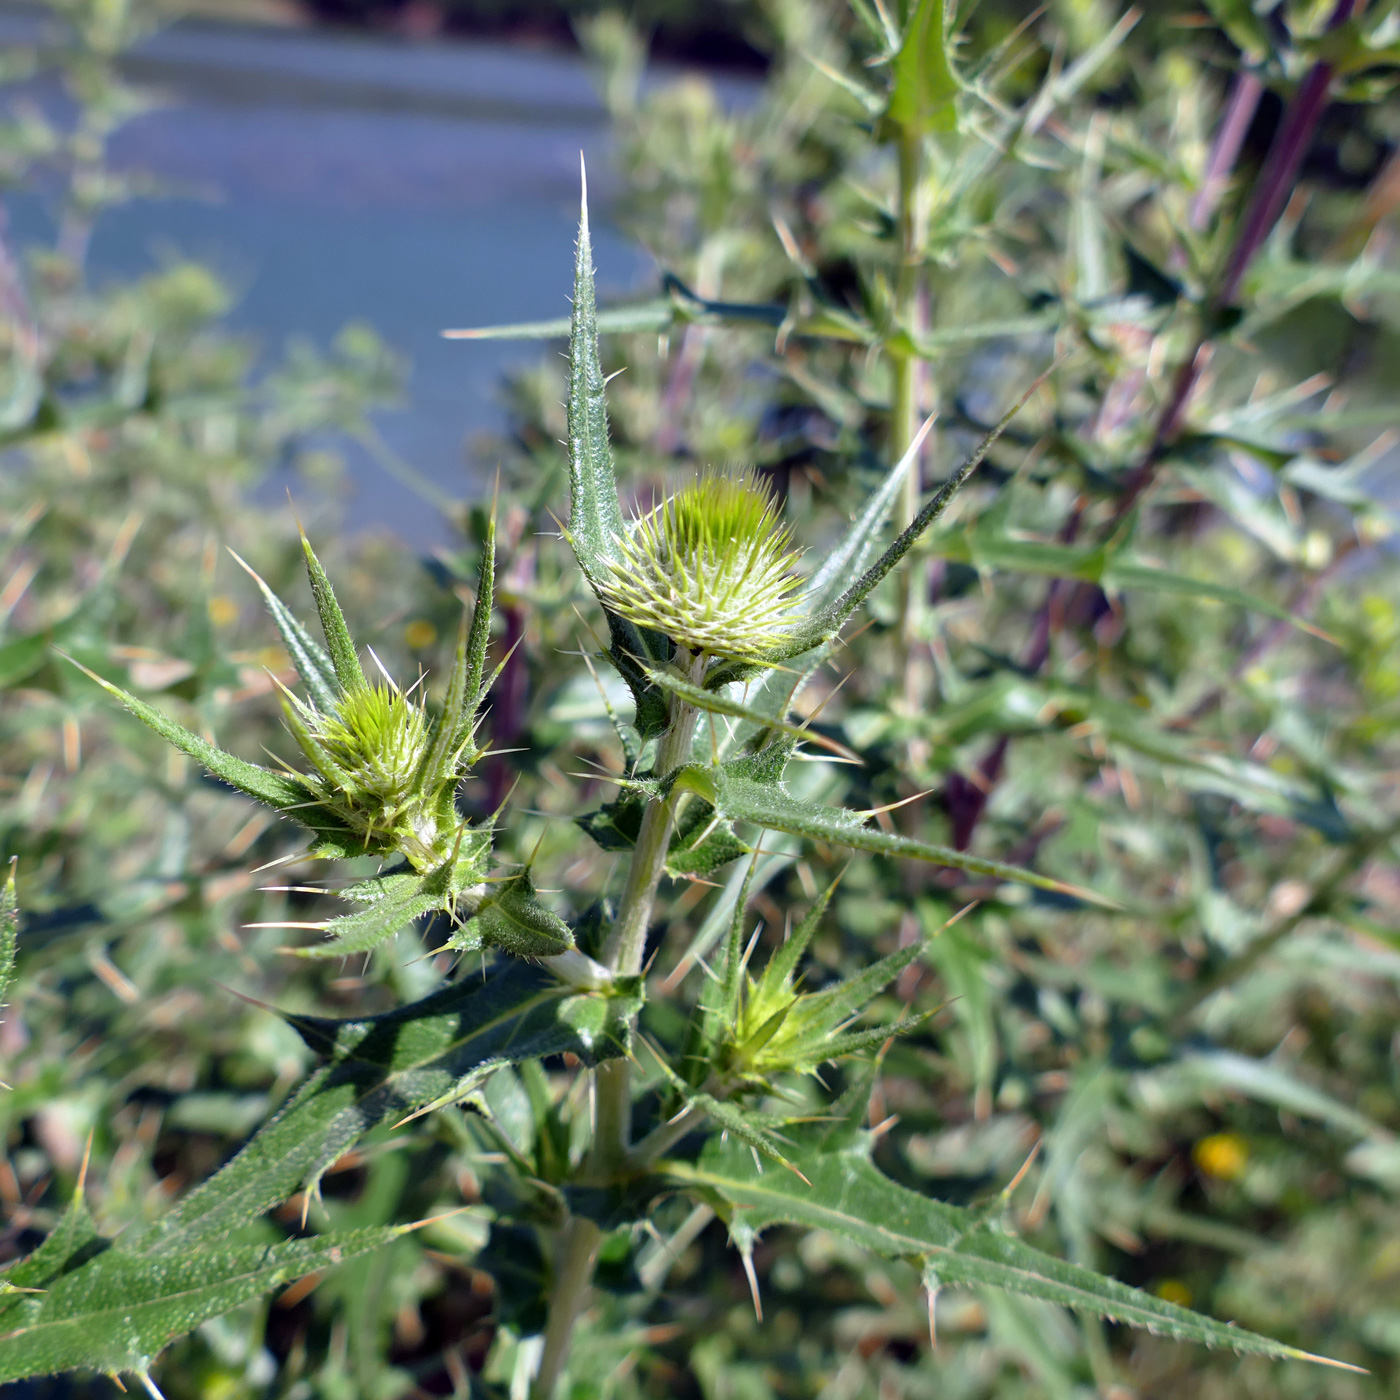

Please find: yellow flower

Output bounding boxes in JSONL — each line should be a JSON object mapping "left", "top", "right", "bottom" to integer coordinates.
{"left": 1193, "top": 1132, "right": 1248, "bottom": 1181}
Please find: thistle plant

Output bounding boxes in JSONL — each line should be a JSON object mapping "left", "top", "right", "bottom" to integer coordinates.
{"left": 9, "top": 1, "right": 1400, "bottom": 1395}
{"left": 595, "top": 469, "right": 805, "bottom": 663}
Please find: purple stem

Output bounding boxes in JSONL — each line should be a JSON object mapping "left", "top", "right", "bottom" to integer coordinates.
{"left": 1191, "top": 71, "right": 1265, "bottom": 232}
{"left": 1219, "top": 0, "right": 1356, "bottom": 301}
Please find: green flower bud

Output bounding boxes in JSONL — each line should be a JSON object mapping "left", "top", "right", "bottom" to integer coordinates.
{"left": 596, "top": 471, "right": 805, "bottom": 663}
{"left": 278, "top": 669, "right": 473, "bottom": 875}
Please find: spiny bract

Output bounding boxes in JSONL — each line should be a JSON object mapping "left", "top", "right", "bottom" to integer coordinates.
{"left": 596, "top": 471, "right": 805, "bottom": 662}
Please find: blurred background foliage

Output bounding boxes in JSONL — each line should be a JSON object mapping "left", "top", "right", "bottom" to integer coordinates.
{"left": 7, "top": 0, "right": 1400, "bottom": 1396}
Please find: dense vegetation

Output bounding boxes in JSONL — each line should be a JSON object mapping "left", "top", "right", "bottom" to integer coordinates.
{"left": 5, "top": 1, "right": 1400, "bottom": 1397}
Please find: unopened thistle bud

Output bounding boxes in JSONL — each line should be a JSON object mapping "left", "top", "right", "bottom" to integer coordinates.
{"left": 278, "top": 665, "right": 473, "bottom": 874}
{"left": 596, "top": 471, "right": 805, "bottom": 663}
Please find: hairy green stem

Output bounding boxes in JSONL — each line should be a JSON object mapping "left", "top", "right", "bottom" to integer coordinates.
{"left": 892, "top": 126, "right": 929, "bottom": 717}
{"left": 593, "top": 669, "right": 702, "bottom": 1171}
{"left": 530, "top": 1215, "right": 603, "bottom": 1400}
{"left": 531, "top": 652, "right": 705, "bottom": 1399}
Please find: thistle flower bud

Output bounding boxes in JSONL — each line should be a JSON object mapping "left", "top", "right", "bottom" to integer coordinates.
{"left": 596, "top": 471, "right": 805, "bottom": 663}
{"left": 283, "top": 682, "right": 438, "bottom": 852}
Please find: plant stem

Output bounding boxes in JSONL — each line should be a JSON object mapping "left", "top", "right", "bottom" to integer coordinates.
{"left": 592, "top": 673, "right": 701, "bottom": 1173}
{"left": 530, "top": 1215, "right": 603, "bottom": 1400}
{"left": 530, "top": 653, "right": 705, "bottom": 1400}
{"left": 891, "top": 126, "right": 929, "bottom": 717}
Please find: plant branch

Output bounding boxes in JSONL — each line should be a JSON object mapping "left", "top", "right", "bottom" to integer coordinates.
{"left": 530, "top": 1215, "right": 603, "bottom": 1400}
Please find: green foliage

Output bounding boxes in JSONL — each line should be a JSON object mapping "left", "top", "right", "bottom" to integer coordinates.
{"left": 9, "top": 0, "right": 1400, "bottom": 1395}
{"left": 668, "top": 1132, "right": 1355, "bottom": 1368}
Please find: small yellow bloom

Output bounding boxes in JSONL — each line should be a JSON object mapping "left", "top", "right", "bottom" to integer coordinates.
{"left": 1193, "top": 1132, "right": 1248, "bottom": 1181}
{"left": 208, "top": 595, "right": 240, "bottom": 627}
{"left": 1154, "top": 1279, "right": 1193, "bottom": 1307}
{"left": 405, "top": 619, "right": 437, "bottom": 650}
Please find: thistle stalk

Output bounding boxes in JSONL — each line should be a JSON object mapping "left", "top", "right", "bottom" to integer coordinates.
{"left": 531, "top": 653, "right": 703, "bottom": 1400}
{"left": 594, "top": 648, "right": 705, "bottom": 1171}
{"left": 531, "top": 1216, "right": 604, "bottom": 1400}
{"left": 891, "top": 125, "right": 931, "bottom": 715}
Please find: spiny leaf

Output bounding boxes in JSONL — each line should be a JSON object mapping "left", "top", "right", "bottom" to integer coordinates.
{"left": 777, "top": 370, "right": 1052, "bottom": 659}
{"left": 471, "top": 868, "right": 576, "bottom": 959}
{"left": 643, "top": 665, "right": 857, "bottom": 762}
{"left": 802, "top": 412, "right": 936, "bottom": 616}
{"left": 231, "top": 551, "right": 339, "bottom": 713}
{"left": 673, "top": 759, "right": 1114, "bottom": 906}
{"left": 757, "top": 875, "right": 838, "bottom": 998}
{"left": 299, "top": 531, "right": 367, "bottom": 695}
{"left": 463, "top": 510, "right": 496, "bottom": 717}
{"left": 707, "top": 371, "right": 1049, "bottom": 689}
{"left": 63, "top": 657, "right": 319, "bottom": 815}
{"left": 0, "top": 1228, "right": 397, "bottom": 1382}
{"left": 0, "top": 1194, "right": 100, "bottom": 1306}
{"left": 887, "top": 0, "right": 959, "bottom": 135}
{"left": 668, "top": 1138, "right": 1360, "bottom": 1371}
{"left": 565, "top": 162, "right": 627, "bottom": 588}
{"left": 129, "top": 962, "right": 642, "bottom": 1258}
{"left": 283, "top": 858, "right": 478, "bottom": 960}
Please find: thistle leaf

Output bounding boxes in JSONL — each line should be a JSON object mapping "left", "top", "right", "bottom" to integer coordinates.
{"left": 63, "top": 658, "right": 318, "bottom": 815}
{"left": 231, "top": 551, "right": 340, "bottom": 713}
{"left": 299, "top": 532, "right": 367, "bottom": 695}
{"left": 756, "top": 369, "right": 1052, "bottom": 667}
{"left": 606, "top": 611, "right": 671, "bottom": 740}
{"left": 464, "top": 510, "right": 497, "bottom": 716}
{"left": 668, "top": 1137, "right": 1360, "bottom": 1371}
{"left": 887, "top": 0, "right": 959, "bottom": 135}
{"left": 129, "top": 962, "right": 642, "bottom": 1257}
{"left": 287, "top": 858, "right": 483, "bottom": 960}
{"left": 756, "top": 875, "right": 838, "bottom": 999}
{"left": 803, "top": 413, "right": 936, "bottom": 617}
{"left": 644, "top": 665, "right": 858, "bottom": 761}
{"left": 0, "top": 1229, "right": 397, "bottom": 1383}
{"left": 473, "top": 869, "right": 576, "bottom": 959}
{"left": 565, "top": 162, "right": 627, "bottom": 589}
{"left": 671, "top": 755, "right": 1115, "bottom": 906}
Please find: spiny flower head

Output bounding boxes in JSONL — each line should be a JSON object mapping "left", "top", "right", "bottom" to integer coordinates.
{"left": 287, "top": 681, "right": 429, "bottom": 819}
{"left": 596, "top": 470, "right": 805, "bottom": 662}
{"left": 279, "top": 667, "right": 476, "bottom": 872}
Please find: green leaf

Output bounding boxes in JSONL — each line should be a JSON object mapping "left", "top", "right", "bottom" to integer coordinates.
{"left": 231, "top": 551, "right": 340, "bottom": 714}
{"left": 674, "top": 754, "right": 1114, "bottom": 906}
{"left": 644, "top": 665, "right": 857, "bottom": 762}
{"left": 287, "top": 859, "right": 478, "bottom": 960}
{"left": 463, "top": 510, "right": 496, "bottom": 715}
{"left": 578, "top": 786, "right": 750, "bottom": 879}
{"left": 445, "top": 300, "right": 676, "bottom": 342}
{"left": 0, "top": 1227, "right": 397, "bottom": 1382}
{"left": 0, "top": 1194, "right": 101, "bottom": 1304}
{"left": 756, "top": 875, "right": 836, "bottom": 997}
{"left": 722, "top": 370, "right": 1050, "bottom": 680}
{"left": 299, "top": 532, "right": 367, "bottom": 695}
{"left": 63, "top": 657, "right": 319, "bottom": 816}
{"left": 129, "top": 962, "right": 642, "bottom": 1257}
{"left": 564, "top": 164, "right": 627, "bottom": 590}
{"left": 667, "top": 1137, "right": 1358, "bottom": 1371}
{"left": 606, "top": 609, "right": 672, "bottom": 742}
{"left": 887, "top": 0, "right": 959, "bottom": 135}
{"left": 472, "top": 868, "right": 576, "bottom": 959}
{"left": 923, "top": 525, "right": 1335, "bottom": 641}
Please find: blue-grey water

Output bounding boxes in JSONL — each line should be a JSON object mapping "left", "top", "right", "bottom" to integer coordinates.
{"left": 4, "top": 12, "right": 719, "bottom": 539}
